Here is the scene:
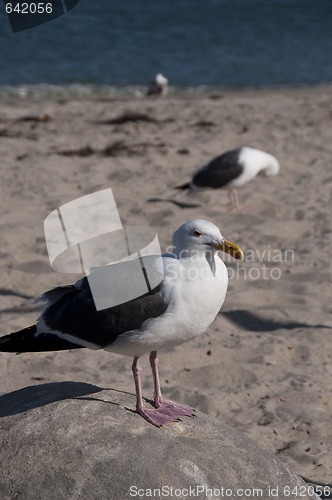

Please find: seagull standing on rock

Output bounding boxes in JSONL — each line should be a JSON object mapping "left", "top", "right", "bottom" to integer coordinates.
{"left": 177, "top": 147, "right": 280, "bottom": 211}
{"left": 0, "top": 219, "right": 243, "bottom": 427}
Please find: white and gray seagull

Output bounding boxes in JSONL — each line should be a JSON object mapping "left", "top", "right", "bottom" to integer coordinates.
{"left": 146, "top": 73, "right": 169, "bottom": 97}
{"left": 0, "top": 219, "right": 243, "bottom": 427}
{"left": 177, "top": 147, "right": 280, "bottom": 211}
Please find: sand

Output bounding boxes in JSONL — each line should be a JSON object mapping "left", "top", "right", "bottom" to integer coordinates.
{"left": 0, "top": 86, "right": 331, "bottom": 485}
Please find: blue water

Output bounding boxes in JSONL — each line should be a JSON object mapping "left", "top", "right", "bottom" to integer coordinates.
{"left": 1, "top": 0, "right": 332, "bottom": 94}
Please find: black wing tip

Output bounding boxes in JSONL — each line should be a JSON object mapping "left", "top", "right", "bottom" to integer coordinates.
{"left": 0, "top": 325, "right": 83, "bottom": 353}
{"left": 0, "top": 325, "right": 36, "bottom": 353}
{"left": 0, "top": 334, "right": 14, "bottom": 352}
{"left": 175, "top": 182, "right": 190, "bottom": 190}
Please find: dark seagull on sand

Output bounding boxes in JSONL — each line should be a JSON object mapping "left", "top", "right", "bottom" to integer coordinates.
{"left": 177, "top": 147, "right": 280, "bottom": 211}
{"left": 0, "top": 219, "right": 243, "bottom": 427}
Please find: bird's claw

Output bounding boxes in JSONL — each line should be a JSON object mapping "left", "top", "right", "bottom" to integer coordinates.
{"left": 136, "top": 407, "right": 181, "bottom": 427}
{"left": 155, "top": 398, "right": 196, "bottom": 418}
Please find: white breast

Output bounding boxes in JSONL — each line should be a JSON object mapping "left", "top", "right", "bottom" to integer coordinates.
{"left": 108, "top": 255, "right": 228, "bottom": 357}
{"left": 228, "top": 147, "right": 279, "bottom": 188}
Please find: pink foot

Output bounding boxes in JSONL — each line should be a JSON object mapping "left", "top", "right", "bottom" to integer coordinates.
{"left": 137, "top": 407, "right": 181, "bottom": 427}
{"left": 156, "top": 399, "right": 196, "bottom": 418}
{"left": 231, "top": 204, "right": 252, "bottom": 212}
{"left": 238, "top": 204, "right": 252, "bottom": 212}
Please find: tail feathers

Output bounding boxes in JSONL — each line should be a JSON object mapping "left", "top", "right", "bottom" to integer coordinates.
{"left": 175, "top": 182, "right": 190, "bottom": 190}
{"left": 0, "top": 325, "right": 83, "bottom": 353}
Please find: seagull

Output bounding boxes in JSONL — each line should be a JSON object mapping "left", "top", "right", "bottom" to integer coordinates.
{"left": 176, "top": 147, "right": 280, "bottom": 211}
{"left": 146, "top": 73, "right": 169, "bottom": 97}
{"left": 0, "top": 219, "right": 243, "bottom": 427}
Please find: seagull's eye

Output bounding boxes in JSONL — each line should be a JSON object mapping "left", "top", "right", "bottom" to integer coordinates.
{"left": 193, "top": 230, "right": 202, "bottom": 237}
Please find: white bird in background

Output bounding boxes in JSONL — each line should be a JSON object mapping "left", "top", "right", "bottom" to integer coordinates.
{"left": 177, "top": 147, "right": 280, "bottom": 211}
{"left": 0, "top": 220, "right": 243, "bottom": 427}
{"left": 147, "top": 73, "right": 169, "bottom": 97}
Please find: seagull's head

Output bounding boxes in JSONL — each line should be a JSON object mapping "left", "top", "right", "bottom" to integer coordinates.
{"left": 155, "top": 73, "right": 168, "bottom": 87}
{"left": 172, "top": 219, "right": 244, "bottom": 260}
{"left": 261, "top": 154, "right": 280, "bottom": 177}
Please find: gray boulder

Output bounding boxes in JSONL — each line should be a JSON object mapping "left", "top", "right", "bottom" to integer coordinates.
{"left": 0, "top": 382, "right": 318, "bottom": 500}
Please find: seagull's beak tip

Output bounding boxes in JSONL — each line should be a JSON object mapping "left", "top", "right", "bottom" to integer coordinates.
{"left": 234, "top": 249, "right": 245, "bottom": 261}
{"left": 216, "top": 240, "right": 244, "bottom": 261}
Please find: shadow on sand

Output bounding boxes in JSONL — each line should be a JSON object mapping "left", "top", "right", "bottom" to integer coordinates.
{"left": 222, "top": 309, "right": 331, "bottom": 332}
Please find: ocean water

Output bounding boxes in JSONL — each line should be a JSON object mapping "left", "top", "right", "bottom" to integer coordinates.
{"left": 1, "top": 0, "right": 332, "bottom": 97}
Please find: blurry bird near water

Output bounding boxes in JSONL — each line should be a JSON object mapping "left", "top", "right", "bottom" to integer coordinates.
{"left": 147, "top": 73, "right": 169, "bottom": 97}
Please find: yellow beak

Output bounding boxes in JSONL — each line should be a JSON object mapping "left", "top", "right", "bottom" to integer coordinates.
{"left": 214, "top": 239, "right": 244, "bottom": 261}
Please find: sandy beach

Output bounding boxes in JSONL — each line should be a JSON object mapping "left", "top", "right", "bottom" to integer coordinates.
{"left": 0, "top": 86, "right": 331, "bottom": 484}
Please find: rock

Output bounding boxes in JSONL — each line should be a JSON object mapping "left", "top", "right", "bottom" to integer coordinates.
{"left": 0, "top": 382, "right": 318, "bottom": 500}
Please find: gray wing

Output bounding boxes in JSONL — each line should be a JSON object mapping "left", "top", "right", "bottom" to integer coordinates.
{"left": 193, "top": 148, "right": 244, "bottom": 188}
{"left": 39, "top": 277, "right": 168, "bottom": 348}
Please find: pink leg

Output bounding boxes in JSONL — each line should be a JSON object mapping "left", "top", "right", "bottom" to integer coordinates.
{"left": 149, "top": 351, "right": 196, "bottom": 418}
{"left": 149, "top": 350, "right": 162, "bottom": 404}
{"left": 228, "top": 189, "right": 251, "bottom": 212}
{"left": 132, "top": 356, "right": 181, "bottom": 427}
{"left": 228, "top": 189, "right": 240, "bottom": 211}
